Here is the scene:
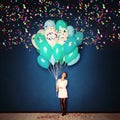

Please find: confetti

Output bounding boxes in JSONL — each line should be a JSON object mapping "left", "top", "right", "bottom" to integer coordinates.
{"left": 0, "top": 0, "right": 119, "bottom": 51}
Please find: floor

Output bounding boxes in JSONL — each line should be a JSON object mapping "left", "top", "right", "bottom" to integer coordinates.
{"left": 0, "top": 113, "right": 120, "bottom": 120}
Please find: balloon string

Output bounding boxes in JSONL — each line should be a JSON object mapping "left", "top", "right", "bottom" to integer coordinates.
{"left": 48, "top": 62, "right": 68, "bottom": 80}
{"left": 48, "top": 62, "right": 68, "bottom": 97}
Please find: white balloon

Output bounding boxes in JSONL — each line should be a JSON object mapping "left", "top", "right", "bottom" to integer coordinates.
{"left": 31, "top": 34, "right": 39, "bottom": 49}
{"left": 49, "top": 55, "right": 55, "bottom": 65}
{"left": 37, "top": 29, "right": 45, "bottom": 35}
{"left": 68, "top": 53, "right": 80, "bottom": 66}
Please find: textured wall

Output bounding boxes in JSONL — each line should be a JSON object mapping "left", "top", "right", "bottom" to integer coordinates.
{"left": 0, "top": 44, "right": 120, "bottom": 112}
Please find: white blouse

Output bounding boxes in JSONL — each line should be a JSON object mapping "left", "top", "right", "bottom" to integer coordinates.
{"left": 57, "top": 79, "right": 68, "bottom": 98}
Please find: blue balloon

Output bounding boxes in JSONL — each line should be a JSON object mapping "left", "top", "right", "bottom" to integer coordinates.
{"left": 64, "top": 36, "right": 77, "bottom": 54}
{"left": 44, "top": 20, "right": 55, "bottom": 30}
{"left": 75, "top": 32, "right": 83, "bottom": 45}
{"left": 67, "top": 25, "right": 74, "bottom": 37}
{"left": 65, "top": 47, "right": 78, "bottom": 63}
{"left": 37, "top": 55, "right": 50, "bottom": 69}
{"left": 68, "top": 53, "right": 80, "bottom": 66}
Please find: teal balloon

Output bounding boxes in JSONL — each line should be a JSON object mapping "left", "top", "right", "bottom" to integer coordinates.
{"left": 34, "top": 33, "right": 46, "bottom": 49}
{"left": 75, "top": 32, "right": 83, "bottom": 45}
{"left": 68, "top": 53, "right": 80, "bottom": 66}
{"left": 59, "top": 49, "right": 65, "bottom": 64}
{"left": 65, "top": 47, "right": 78, "bottom": 63}
{"left": 67, "top": 25, "right": 74, "bottom": 37}
{"left": 40, "top": 42, "right": 52, "bottom": 60}
{"left": 44, "top": 20, "right": 55, "bottom": 30}
{"left": 59, "top": 58, "right": 64, "bottom": 65}
{"left": 56, "top": 19, "right": 67, "bottom": 31}
{"left": 37, "top": 55, "right": 50, "bottom": 69}
{"left": 53, "top": 44, "right": 63, "bottom": 62}
{"left": 64, "top": 36, "right": 77, "bottom": 54}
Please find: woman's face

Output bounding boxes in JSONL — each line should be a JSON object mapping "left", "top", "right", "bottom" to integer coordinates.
{"left": 62, "top": 72, "right": 66, "bottom": 78}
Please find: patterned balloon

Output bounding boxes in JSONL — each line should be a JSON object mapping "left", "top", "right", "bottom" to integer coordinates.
{"left": 45, "top": 27, "right": 58, "bottom": 47}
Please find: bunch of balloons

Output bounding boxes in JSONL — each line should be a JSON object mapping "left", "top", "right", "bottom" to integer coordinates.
{"left": 32, "top": 19, "right": 83, "bottom": 77}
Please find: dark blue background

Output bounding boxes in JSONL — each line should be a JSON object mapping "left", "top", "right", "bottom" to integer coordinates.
{"left": 0, "top": 0, "right": 119, "bottom": 113}
{"left": 0, "top": 43, "right": 120, "bottom": 112}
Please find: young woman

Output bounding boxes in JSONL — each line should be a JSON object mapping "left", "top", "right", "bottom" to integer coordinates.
{"left": 56, "top": 72, "right": 68, "bottom": 116}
